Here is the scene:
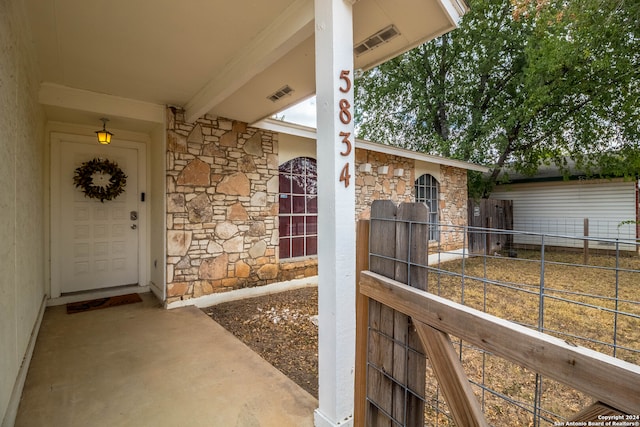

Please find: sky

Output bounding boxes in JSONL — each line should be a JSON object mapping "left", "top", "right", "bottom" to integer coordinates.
{"left": 275, "top": 96, "right": 317, "bottom": 128}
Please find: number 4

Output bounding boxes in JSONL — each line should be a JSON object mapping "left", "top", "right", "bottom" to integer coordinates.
{"left": 339, "top": 163, "right": 351, "bottom": 188}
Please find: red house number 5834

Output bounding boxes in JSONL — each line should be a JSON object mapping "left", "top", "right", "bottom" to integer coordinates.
{"left": 338, "top": 70, "right": 352, "bottom": 188}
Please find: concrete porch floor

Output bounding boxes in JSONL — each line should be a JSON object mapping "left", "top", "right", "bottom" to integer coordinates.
{"left": 14, "top": 292, "right": 317, "bottom": 427}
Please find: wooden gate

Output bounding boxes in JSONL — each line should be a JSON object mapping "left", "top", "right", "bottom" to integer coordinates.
{"left": 468, "top": 198, "right": 513, "bottom": 254}
{"left": 357, "top": 200, "right": 430, "bottom": 426}
{"left": 354, "top": 202, "right": 640, "bottom": 427}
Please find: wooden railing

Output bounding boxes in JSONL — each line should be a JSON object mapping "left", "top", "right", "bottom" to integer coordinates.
{"left": 357, "top": 270, "right": 640, "bottom": 426}
{"left": 353, "top": 201, "right": 640, "bottom": 426}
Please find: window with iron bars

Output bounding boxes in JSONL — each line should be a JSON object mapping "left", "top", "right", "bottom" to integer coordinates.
{"left": 278, "top": 157, "right": 318, "bottom": 259}
{"left": 415, "top": 173, "right": 440, "bottom": 241}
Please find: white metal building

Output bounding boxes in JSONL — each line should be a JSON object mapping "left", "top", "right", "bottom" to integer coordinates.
{"left": 491, "top": 172, "right": 639, "bottom": 252}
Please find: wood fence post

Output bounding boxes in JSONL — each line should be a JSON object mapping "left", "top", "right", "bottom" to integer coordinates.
{"left": 395, "top": 203, "right": 429, "bottom": 425}
{"left": 365, "top": 200, "right": 429, "bottom": 426}
{"left": 486, "top": 215, "right": 493, "bottom": 255}
{"left": 584, "top": 218, "right": 589, "bottom": 265}
{"left": 367, "top": 200, "right": 397, "bottom": 426}
{"left": 354, "top": 219, "right": 370, "bottom": 427}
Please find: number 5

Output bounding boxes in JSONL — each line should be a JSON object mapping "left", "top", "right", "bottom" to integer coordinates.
{"left": 339, "top": 70, "right": 351, "bottom": 93}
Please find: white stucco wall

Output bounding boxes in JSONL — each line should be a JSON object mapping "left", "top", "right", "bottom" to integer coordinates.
{"left": 149, "top": 123, "right": 166, "bottom": 300}
{"left": 0, "top": 0, "right": 46, "bottom": 423}
{"left": 278, "top": 132, "right": 316, "bottom": 164}
{"left": 415, "top": 160, "right": 441, "bottom": 182}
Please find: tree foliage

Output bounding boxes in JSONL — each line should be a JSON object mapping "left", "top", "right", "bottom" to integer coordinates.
{"left": 354, "top": 0, "right": 640, "bottom": 197}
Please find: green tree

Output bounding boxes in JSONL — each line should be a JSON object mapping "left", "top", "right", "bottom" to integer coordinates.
{"left": 354, "top": 0, "right": 640, "bottom": 197}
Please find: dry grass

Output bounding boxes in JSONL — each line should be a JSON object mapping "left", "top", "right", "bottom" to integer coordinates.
{"left": 423, "top": 250, "right": 640, "bottom": 426}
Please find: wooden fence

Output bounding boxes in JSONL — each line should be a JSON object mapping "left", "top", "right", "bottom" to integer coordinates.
{"left": 354, "top": 200, "right": 640, "bottom": 426}
{"left": 356, "top": 200, "right": 429, "bottom": 426}
{"left": 468, "top": 198, "right": 513, "bottom": 254}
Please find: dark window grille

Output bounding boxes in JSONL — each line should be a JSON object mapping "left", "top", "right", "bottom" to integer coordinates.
{"left": 278, "top": 157, "right": 317, "bottom": 259}
{"left": 414, "top": 174, "right": 440, "bottom": 241}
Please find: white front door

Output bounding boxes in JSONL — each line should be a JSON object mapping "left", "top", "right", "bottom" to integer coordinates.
{"left": 51, "top": 134, "right": 143, "bottom": 295}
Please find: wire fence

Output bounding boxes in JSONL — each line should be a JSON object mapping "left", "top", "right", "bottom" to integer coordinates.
{"left": 430, "top": 224, "right": 640, "bottom": 426}
{"left": 510, "top": 217, "right": 637, "bottom": 251}
{"left": 367, "top": 217, "right": 640, "bottom": 426}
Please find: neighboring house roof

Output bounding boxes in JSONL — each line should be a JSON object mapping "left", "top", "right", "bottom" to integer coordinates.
{"left": 496, "top": 159, "right": 638, "bottom": 185}
{"left": 253, "top": 118, "right": 490, "bottom": 173}
{"left": 496, "top": 162, "right": 583, "bottom": 184}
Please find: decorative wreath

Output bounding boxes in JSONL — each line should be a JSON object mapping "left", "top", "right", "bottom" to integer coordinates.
{"left": 73, "top": 158, "right": 127, "bottom": 202}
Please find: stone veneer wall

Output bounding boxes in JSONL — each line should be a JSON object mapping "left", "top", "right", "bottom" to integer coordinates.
{"left": 354, "top": 152, "right": 468, "bottom": 252}
{"left": 241, "top": 163, "right": 470, "bottom": 280}
{"left": 278, "top": 257, "right": 318, "bottom": 282}
{"left": 354, "top": 148, "right": 415, "bottom": 220}
{"left": 164, "top": 107, "right": 469, "bottom": 302}
{"left": 438, "top": 165, "right": 468, "bottom": 251}
{"left": 165, "top": 109, "right": 280, "bottom": 303}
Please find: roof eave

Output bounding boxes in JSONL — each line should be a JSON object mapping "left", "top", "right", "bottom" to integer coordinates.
{"left": 252, "top": 118, "right": 489, "bottom": 173}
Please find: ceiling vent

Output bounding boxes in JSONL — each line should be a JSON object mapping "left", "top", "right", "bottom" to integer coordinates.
{"left": 267, "top": 85, "right": 294, "bottom": 102}
{"left": 354, "top": 25, "right": 400, "bottom": 56}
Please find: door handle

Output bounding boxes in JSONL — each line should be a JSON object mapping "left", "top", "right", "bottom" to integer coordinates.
{"left": 131, "top": 224, "right": 137, "bottom": 230}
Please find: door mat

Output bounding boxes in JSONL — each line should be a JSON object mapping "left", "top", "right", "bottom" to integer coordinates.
{"left": 66, "top": 293, "right": 143, "bottom": 314}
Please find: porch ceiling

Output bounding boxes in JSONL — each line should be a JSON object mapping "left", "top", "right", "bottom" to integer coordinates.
{"left": 25, "top": 0, "right": 465, "bottom": 126}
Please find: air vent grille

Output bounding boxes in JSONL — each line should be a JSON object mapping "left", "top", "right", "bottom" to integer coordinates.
{"left": 354, "top": 25, "right": 400, "bottom": 56}
{"left": 267, "top": 85, "right": 294, "bottom": 102}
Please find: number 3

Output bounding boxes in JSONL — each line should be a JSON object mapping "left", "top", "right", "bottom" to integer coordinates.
{"left": 339, "top": 132, "right": 352, "bottom": 156}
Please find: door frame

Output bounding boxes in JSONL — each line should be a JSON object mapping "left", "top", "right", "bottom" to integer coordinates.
{"left": 50, "top": 132, "right": 148, "bottom": 298}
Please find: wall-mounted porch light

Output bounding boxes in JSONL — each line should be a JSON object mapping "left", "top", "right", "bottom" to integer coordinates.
{"left": 96, "top": 118, "right": 113, "bottom": 144}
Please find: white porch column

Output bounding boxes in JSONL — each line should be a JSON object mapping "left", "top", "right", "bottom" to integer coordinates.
{"left": 314, "top": 1, "right": 356, "bottom": 426}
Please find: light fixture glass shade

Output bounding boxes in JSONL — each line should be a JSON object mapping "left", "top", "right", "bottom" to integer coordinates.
{"left": 96, "top": 118, "right": 113, "bottom": 144}
{"left": 96, "top": 129, "right": 113, "bottom": 144}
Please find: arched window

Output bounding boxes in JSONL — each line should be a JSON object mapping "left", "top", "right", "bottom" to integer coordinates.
{"left": 279, "top": 157, "right": 317, "bottom": 259}
{"left": 415, "top": 174, "right": 440, "bottom": 241}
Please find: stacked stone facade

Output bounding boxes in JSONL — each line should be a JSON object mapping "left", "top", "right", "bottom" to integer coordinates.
{"left": 354, "top": 148, "right": 415, "bottom": 220}
{"left": 353, "top": 149, "right": 468, "bottom": 252}
{"left": 437, "top": 165, "right": 468, "bottom": 251}
{"left": 165, "top": 108, "right": 469, "bottom": 303}
{"left": 166, "top": 109, "right": 280, "bottom": 303}
{"left": 278, "top": 258, "right": 319, "bottom": 282}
